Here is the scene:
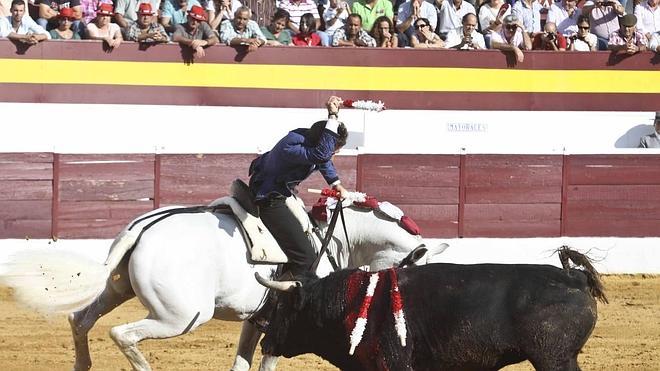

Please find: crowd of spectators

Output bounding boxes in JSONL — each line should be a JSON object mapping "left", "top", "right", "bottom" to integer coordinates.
{"left": 0, "top": 0, "right": 658, "bottom": 57}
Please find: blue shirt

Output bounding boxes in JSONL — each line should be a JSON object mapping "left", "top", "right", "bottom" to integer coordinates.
{"left": 249, "top": 128, "right": 340, "bottom": 200}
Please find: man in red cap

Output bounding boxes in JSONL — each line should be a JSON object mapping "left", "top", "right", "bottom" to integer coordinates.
{"left": 172, "top": 4, "right": 218, "bottom": 58}
{"left": 115, "top": 0, "right": 160, "bottom": 36}
{"left": 126, "top": 2, "right": 168, "bottom": 42}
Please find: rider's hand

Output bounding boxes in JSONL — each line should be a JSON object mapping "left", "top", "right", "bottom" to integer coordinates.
{"left": 333, "top": 183, "right": 349, "bottom": 200}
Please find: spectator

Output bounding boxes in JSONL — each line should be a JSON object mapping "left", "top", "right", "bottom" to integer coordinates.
{"left": 36, "top": 0, "right": 83, "bottom": 34}
{"left": 650, "top": 30, "right": 660, "bottom": 52}
{"left": 547, "top": 0, "right": 581, "bottom": 35}
{"left": 323, "top": 0, "right": 349, "bottom": 36}
{"left": 410, "top": 16, "right": 444, "bottom": 47}
{"left": 0, "top": 0, "right": 50, "bottom": 42}
{"left": 161, "top": 0, "right": 201, "bottom": 34}
{"left": 437, "top": 0, "right": 476, "bottom": 38}
{"left": 511, "top": 0, "right": 543, "bottom": 35}
{"left": 582, "top": 0, "right": 624, "bottom": 50}
{"left": 370, "top": 14, "right": 397, "bottom": 47}
{"left": 445, "top": 12, "right": 485, "bottom": 49}
{"left": 332, "top": 12, "right": 376, "bottom": 46}
{"left": 1, "top": 0, "right": 27, "bottom": 18}
{"left": 219, "top": 6, "right": 265, "bottom": 51}
{"left": 126, "top": 2, "right": 168, "bottom": 42}
{"left": 396, "top": 0, "right": 436, "bottom": 46}
{"left": 608, "top": 13, "right": 647, "bottom": 54}
{"left": 532, "top": 21, "right": 567, "bottom": 49}
{"left": 351, "top": 0, "right": 393, "bottom": 32}
{"left": 114, "top": 0, "right": 161, "bottom": 35}
{"left": 490, "top": 13, "right": 531, "bottom": 63}
{"left": 80, "top": 0, "right": 111, "bottom": 25}
{"left": 49, "top": 6, "right": 81, "bottom": 39}
{"left": 86, "top": 2, "right": 122, "bottom": 47}
{"left": 278, "top": 0, "right": 330, "bottom": 45}
{"left": 208, "top": 0, "right": 242, "bottom": 31}
{"left": 568, "top": 15, "right": 597, "bottom": 50}
{"left": 173, "top": 4, "right": 218, "bottom": 57}
{"left": 277, "top": 0, "right": 318, "bottom": 33}
{"left": 261, "top": 7, "right": 291, "bottom": 45}
{"left": 479, "top": 0, "right": 510, "bottom": 34}
{"left": 291, "top": 11, "right": 320, "bottom": 45}
{"left": 638, "top": 112, "right": 660, "bottom": 148}
{"left": 633, "top": 0, "right": 659, "bottom": 41}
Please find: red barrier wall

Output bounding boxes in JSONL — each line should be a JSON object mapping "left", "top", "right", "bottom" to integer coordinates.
{"left": 3, "top": 153, "right": 659, "bottom": 239}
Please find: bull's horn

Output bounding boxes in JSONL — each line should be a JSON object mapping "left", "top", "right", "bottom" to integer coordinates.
{"left": 254, "top": 272, "right": 302, "bottom": 292}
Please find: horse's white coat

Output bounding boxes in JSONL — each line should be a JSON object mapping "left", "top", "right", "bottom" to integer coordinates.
{"left": 0, "top": 205, "right": 443, "bottom": 371}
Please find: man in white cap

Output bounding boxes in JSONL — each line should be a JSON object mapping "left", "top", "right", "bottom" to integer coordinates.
{"left": 639, "top": 112, "right": 660, "bottom": 148}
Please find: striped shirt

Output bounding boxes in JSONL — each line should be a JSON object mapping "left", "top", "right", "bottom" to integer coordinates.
{"left": 277, "top": 0, "right": 319, "bottom": 28}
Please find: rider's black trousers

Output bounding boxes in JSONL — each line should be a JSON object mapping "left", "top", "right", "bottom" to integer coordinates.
{"left": 257, "top": 196, "right": 314, "bottom": 276}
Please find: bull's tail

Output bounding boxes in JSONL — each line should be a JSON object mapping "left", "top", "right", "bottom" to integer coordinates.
{"left": 558, "top": 246, "right": 608, "bottom": 304}
{"left": 0, "top": 228, "right": 139, "bottom": 314}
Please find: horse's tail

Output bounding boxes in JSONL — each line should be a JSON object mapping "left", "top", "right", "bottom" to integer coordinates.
{"left": 0, "top": 228, "right": 139, "bottom": 314}
{"left": 558, "top": 246, "right": 609, "bottom": 304}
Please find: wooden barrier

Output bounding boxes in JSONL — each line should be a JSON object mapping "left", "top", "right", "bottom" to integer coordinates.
{"left": 2, "top": 153, "right": 660, "bottom": 239}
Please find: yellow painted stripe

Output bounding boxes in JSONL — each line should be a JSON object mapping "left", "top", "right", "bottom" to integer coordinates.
{"left": 2, "top": 58, "right": 659, "bottom": 93}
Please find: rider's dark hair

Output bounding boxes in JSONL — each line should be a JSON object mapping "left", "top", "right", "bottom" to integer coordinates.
{"left": 308, "top": 120, "right": 348, "bottom": 149}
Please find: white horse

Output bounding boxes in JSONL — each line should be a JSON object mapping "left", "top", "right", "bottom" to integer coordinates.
{"left": 0, "top": 200, "right": 448, "bottom": 371}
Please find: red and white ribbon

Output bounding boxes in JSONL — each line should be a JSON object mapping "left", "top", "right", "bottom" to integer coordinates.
{"left": 389, "top": 268, "right": 407, "bottom": 347}
{"left": 348, "top": 272, "right": 379, "bottom": 355}
{"left": 343, "top": 99, "right": 386, "bottom": 112}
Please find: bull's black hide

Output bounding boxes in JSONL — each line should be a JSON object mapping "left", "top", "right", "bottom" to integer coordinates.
{"left": 261, "top": 249, "right": 607, "bottom": 371}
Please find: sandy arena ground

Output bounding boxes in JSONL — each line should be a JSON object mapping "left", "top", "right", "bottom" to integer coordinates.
{"left": 0, "top": 275, "right": 658, "bottom": 370}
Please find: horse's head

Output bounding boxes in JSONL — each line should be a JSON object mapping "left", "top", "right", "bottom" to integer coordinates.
{"left": 321, "top": 204, "right": 449, "bottom": 271}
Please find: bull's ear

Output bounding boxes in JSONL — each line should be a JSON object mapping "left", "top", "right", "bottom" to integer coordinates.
{"left": 398, "top": 245, "right": 428, "bottom": 268}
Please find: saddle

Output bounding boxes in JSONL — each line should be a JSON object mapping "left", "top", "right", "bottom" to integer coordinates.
{"left": 208, "top": 180, "right": 313, "bottom": 264}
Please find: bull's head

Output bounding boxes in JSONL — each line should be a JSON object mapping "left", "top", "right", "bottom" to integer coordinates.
{"left": 255, "top": 272, "right": 302, "bottom": 292}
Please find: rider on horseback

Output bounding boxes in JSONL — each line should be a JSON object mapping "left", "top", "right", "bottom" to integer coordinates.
{"left": 248, "top": 96, "right": 349, "bottom": 277}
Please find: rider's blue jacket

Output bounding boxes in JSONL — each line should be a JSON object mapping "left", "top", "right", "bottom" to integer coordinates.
{"left": 249, "top": 127, "right": 340, "bottom": 200}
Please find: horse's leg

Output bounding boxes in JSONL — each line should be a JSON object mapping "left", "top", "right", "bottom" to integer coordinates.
{"left": 109, "top": 303, "right": 214, "bottom": 370}
{"left": 69, "top": 261, "right": 134, "bottom": 371}
{"left": 231, "top": 321, "right": 263, "bottom": 371}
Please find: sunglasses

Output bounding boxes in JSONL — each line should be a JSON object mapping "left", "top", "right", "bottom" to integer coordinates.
{"left": 415, "top": 24, "right": 428, "bottom": 29}
{"left": 505, "top": 25, "right": 517, "bottom": 30}
{"left": 578, "top": 25, "right": 589, "bottom": 29}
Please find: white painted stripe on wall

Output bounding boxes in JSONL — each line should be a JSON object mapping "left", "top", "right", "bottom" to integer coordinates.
{"left": 1, "top": 102, "right": 658, "bottom": 155}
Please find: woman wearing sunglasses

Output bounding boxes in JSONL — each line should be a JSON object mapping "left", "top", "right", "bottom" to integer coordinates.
{"left": 410, "top": 18, "right": 444, "bottom": 48}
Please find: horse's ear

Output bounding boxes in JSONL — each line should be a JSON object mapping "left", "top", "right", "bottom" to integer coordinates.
{"left": 398, "top": 245, "right": 428, "bottom": 268}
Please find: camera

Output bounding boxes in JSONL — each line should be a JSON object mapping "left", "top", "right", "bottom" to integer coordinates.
{"left": 547, "top": 33, "right": 555, "bottom": 40}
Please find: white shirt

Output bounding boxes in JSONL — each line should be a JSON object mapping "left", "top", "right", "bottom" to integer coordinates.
{"left": 547, "top": 1, "right": 582, "bottom": 35}
{"left": 634, "top": 0, "right": 660, "bottom": 35}
{"left": 397, "top": 0, "right": 439, "bottom": 32}
{"left": 437, "top": 0, "right": 476, "bottom": 34}
{"left": 571, "top": 32, "right": 597, "bottom": 51}
{"left": 650, "top": 32, "right": 660, "bottom": 51}
{"left": 445, "top": 26, "right": 486, "bottom": 49}
{"left": 478, "top": 2, "right": 511, "bottom": 32}
{"left": 323, "top": 3, "right": 349, "bottom": 33}
{"left": 0, "top": 14, "right": 50, "bottom": 38}
{"left": 512, "top": 0, "right": 543, "bottom": 34}
{"left": 490, "top": 27, "right": 525, "bottom": 48}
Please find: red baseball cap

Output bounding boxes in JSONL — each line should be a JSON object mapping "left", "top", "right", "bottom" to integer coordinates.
{"left": 96, "top": 3, "right": 114, "bottom": 16}
{"left": 57, "top": 7, "right": 75, "bottom": 20}
{"left": 187, "top": 5, "right": 207, "bottom": 21}
{"left": 137, "top": 2, "right": 154, "bottom": 15}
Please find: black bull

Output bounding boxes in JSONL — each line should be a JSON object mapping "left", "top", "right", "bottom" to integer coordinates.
{"left": 258, "top": 248, "right": 608, "bottom": 371}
